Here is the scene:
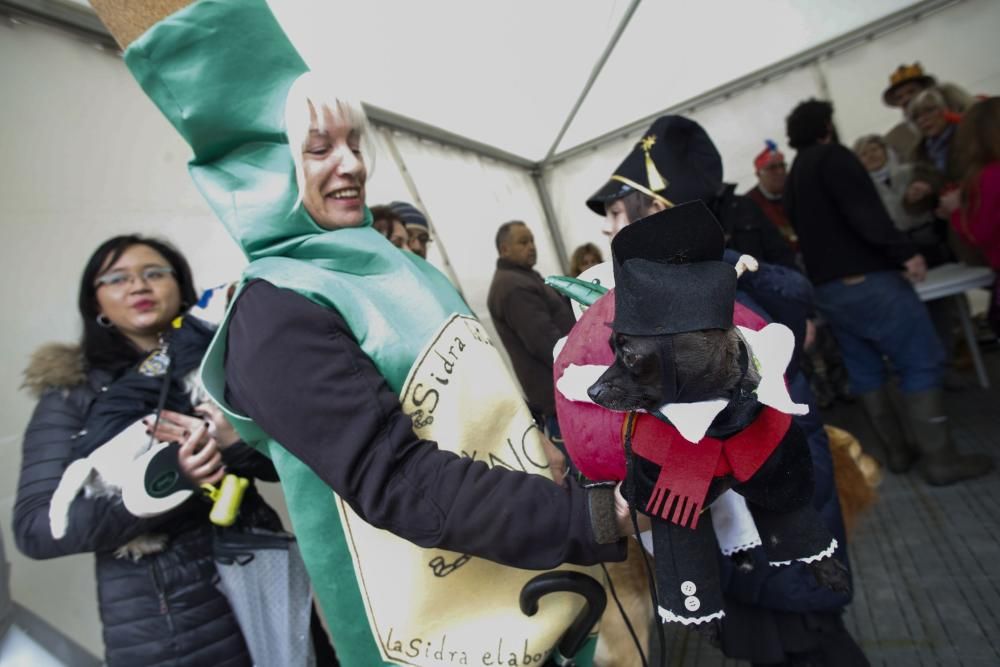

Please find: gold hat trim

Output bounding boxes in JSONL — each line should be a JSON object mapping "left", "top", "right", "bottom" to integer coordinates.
{"left": 610, "top": 174, "right": 674, "bottom": 209}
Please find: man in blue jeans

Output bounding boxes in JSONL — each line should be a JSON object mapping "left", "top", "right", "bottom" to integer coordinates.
{"left": 784, "top": 98, "right": 992, "bottom": 486}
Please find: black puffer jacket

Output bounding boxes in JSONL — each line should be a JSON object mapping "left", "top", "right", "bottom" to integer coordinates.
{"left": 14, "top": 343, "right": 281, "bottom": 667}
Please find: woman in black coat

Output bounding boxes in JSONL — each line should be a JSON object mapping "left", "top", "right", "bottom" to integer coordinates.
{"left": 13, "top": 235, "right": 288, "bottom": 667}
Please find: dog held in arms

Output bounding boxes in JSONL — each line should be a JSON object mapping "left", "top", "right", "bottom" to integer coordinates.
{"left": 567, "top": 202, "right": 850, "bottom": 644}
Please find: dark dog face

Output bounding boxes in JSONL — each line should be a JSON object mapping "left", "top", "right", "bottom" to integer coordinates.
{"left": 588, "top": 329, "right": 745, "bottom": 412}
{"left": 587, "top": 333, "right": 667, "bottom": 412}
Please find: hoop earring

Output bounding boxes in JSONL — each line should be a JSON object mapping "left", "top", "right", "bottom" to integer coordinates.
{"left": 96, "top": 314, "right": 113, "bottom": 328}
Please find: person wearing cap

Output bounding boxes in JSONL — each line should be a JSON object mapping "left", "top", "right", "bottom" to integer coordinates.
{"left": 588, "top": 116, "right": 797, "bottom": 269}
{"left": 587, "top": 116, "right": 813, "bottom": 367}
{"left": 881, "top": 62, "right": 973, "bottom": 161}
{"left": 370, "top": 204, "right": 410, "bottom": 250}
{"left": 388, "top": 200, "right": 432, "bottom": 258}
{"left": 784, "top": 98, "right": 992, "bottom": 486}
{"left": 744, "top": 140, "right": 799, "bottom": 259}
{"left": 585, "top": 122, "right": 862, "bottom": 664}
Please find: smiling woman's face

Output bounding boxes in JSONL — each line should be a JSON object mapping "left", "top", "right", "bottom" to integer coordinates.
{"left": 300, "top": 102, "right": 368, "bottom": 230}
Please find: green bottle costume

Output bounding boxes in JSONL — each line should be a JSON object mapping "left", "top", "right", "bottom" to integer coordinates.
{"left": 121, "top": 1, "right": 598, "bottom": 664}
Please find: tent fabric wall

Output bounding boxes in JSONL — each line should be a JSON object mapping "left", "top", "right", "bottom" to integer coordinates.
{"left": 1, "top": 0, "right": 998, "bottom": 657}
{"left": 544, "top": 0, "right": 1000, "bottom": 260}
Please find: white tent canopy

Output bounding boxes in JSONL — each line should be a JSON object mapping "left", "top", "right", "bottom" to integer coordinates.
{"left": 1, "top": 0, "right": 999, "bottom": 657}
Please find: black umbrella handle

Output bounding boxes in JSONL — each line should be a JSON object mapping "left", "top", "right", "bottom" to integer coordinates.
{"left": 519, "top": 571, "right": 607, "bottom": 665}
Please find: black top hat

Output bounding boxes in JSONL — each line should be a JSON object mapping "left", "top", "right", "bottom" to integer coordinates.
{"left": 611, "top": 201, "right": 735, "bottom": 336}
{"left": 587, "top": 116, "right": 723, "bottom": 215}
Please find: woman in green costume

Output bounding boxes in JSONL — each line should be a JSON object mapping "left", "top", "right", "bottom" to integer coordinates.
{"left": 90, "top": 1, "right": 631, "bottom": 665}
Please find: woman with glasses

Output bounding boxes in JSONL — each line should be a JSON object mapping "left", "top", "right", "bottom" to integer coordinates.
{"left": 12, "top": 235, "right": 320, "bottom": 666}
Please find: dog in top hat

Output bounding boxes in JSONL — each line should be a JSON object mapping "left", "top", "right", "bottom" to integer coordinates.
{"left": 557, "top": 201, "right": 848, "bottom": 636}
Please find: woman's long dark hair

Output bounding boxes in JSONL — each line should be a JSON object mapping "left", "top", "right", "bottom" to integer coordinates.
{"left": 955, "top": 97, "right": 1000, "bottom": 211}
{"left": 78, "top": 235, "right": 198, "bottom": 372}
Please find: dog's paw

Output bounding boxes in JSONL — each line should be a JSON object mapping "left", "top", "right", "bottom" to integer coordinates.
{"left": 808, "top": 557, "right": 851, "bottom": 594}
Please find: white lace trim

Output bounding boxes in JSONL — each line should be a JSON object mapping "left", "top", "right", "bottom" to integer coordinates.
{"left": 658, "top": 606, "right": 725, "bottom": 625}
{"left": 769, "top": 538, "right": 838, "bottom": 567}
{"left": 721, "top": 538, "right": 763, "bottom": 556}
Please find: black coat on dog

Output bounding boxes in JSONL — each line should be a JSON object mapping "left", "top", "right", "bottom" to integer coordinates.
{"left": 588, "top": 202, "right": 846, "bottom": 627}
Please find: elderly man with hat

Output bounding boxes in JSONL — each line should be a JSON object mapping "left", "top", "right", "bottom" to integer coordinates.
{"left": 881, "top": 62, "right": 973, "bottom": 160}
{"left": 388, "top": 200, "right": 433, "bottom": 259}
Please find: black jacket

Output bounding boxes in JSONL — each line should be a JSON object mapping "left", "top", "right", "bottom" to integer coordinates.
{"left": 711, "top": 185, "right": 798, "bottom": 269}
{"left": 486, "top": 259, "right": 576, "bottom": 417}
{"left": 785, "top": 143, "right": 917, "bottom": 285}
{"left": 14, "top": 344, "right": 280, "bottom": 667}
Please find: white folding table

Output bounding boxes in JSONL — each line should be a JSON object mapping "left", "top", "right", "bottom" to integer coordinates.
{"left": 914, "top": 263, "right": 995, "bottom": 388}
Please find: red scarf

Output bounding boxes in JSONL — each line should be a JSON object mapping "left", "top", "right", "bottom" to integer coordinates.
{"left": 625, "top": 407, "right": 791, "bottom": 529}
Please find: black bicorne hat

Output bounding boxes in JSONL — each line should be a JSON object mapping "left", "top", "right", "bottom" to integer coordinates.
{"left": 611, "top": 201, "right": 735, "bottom": 336}
{"left": 586, "top": 116, "right": 724, "bottom": 215}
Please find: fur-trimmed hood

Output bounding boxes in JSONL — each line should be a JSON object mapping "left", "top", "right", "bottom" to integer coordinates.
{"left": 22, "top": 343, "right": 87, "bottom": 397}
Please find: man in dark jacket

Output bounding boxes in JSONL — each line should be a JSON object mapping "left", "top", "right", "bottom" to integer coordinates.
{"left": 784, "top": 98, "right": 992, "bottom": 486}
{"left": 487, "top": 221, "right": 575, "bottom": 433}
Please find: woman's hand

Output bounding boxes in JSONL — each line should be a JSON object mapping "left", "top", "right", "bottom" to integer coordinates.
{"left": 177, "top": 422, "right": 225, "bottom": 486}
{"left": 539, "top": 434, "right": 568, "bottom": 487}
{"left": 935, "top": 188, "right": 962, "bottom": 218}
{"left": 194, "top": 401, "right": 241, "bottom": 449}
{"left": 614, "top": 482, "right": 651, "bottom": 537}
{"left": 146, "top": 411, "right": 226, "bottom": 485}
{"left": 903, "top": 254, "right": 928, "bottom": 284}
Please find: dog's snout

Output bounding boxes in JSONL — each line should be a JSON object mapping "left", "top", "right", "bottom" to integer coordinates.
{"left": 587, "top": 382, "right": 605, "bottom": 404}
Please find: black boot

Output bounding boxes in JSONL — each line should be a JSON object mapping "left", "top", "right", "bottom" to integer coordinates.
{"left": 906, "top": 388, "right": 994, "bottom": 486}
{"left": 859, "top": 388, "right": 914, "bottom": 473}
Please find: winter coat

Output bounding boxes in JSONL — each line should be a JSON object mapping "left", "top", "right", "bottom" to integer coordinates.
{"left": 487, "top": 258, "right": 576, "bottom": 417}
{"left": 14, "top": 343, "right": 281, "bottom": 667}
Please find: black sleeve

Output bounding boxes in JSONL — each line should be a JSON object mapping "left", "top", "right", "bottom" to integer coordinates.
{"left": 13, "top": 390, "right": 172, "bottom": 560}
{"left": 823, "top": 145, "right": 918, "bottom": 265}
{"left": 224, "top": 280, "right": 625, "bottom": 569}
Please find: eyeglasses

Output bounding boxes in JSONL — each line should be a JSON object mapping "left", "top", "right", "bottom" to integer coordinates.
{"left": 95, "top": 266, "right": 175, "bottom": 290}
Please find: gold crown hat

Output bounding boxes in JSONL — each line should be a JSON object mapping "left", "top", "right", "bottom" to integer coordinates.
{"left": 586, "top": 116, "right": 723, "bottom": 216}
{"left": 882, "top": 62, "right": 937, "bottom": 107}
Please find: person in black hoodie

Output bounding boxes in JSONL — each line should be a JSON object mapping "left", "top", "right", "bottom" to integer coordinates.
{"left": 14, "top": 235, "right": 333, "bottom": 667}
{"left": 783, "top": 99, "right": 992, "bottom": 486}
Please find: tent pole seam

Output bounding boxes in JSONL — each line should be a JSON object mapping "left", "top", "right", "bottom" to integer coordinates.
{"left": 543, "top": 0, "right": 643, "bottom": 162}
{"left": 543, "top": 0, "right": 962, "bottom": 167}
{"left": 532, "top": 170, "right": 570, "bottom": 275}
{"left": 378, "top": 128, "right": 469, "bottom": 301}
